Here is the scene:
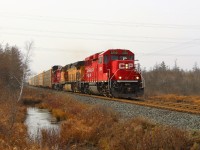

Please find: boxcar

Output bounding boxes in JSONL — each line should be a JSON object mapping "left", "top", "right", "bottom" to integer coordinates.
{"left": 38, "top": 72, "right": 44, "bottom": 86}
{"left": 43, "top": 69, "right": 52, "bottom": 88}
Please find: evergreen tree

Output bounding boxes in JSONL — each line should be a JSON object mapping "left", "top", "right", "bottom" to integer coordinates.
{"left": 0, "top": 44, "right": 23, "bottom": 90}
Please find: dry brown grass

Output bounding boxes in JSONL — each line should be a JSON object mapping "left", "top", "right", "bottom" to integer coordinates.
{"left": 98, "top": 118, "right": 190, "bottom": 150}
{"left": 51, "top": 109, "right": 67, "bottom": 121}
{"left": 1, "top": 86, "right": 200, "bottom": 149}
{"left": 149, "top": 94, "right": 200, "bottom": 105}
{"left": 21, "top": 87, "right": 200, "bottom": 149}
{"left": 0, "top": 89, "right": 41, "bottom": 149}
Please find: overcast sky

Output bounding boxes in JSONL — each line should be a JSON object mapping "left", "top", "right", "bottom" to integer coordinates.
{"left": 1, "top": 0, "right": 200, "bottom": 74}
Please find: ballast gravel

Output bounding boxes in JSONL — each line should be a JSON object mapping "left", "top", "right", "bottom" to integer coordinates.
{"left": 70, "top": 94, "right": 200, "bottom": 131}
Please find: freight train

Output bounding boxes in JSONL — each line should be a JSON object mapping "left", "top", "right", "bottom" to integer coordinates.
{"left": 29, "top": 49, "right": 145, "bottom": 99}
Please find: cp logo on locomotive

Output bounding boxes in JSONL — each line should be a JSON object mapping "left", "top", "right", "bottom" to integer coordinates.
{"left": 119, "top": 63, "right": 133, "bottom": 69}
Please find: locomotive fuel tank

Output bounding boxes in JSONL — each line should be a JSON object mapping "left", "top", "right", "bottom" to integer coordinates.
{"left": 88, "top": 83, "right": 100, "bottom": 94}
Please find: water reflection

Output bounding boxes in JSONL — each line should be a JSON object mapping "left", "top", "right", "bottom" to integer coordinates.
{"left": 25, "top": 107, "right": 60, "bottom": 141}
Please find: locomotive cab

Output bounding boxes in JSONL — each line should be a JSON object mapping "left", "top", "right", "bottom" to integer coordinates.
{"left": 104, "top": 49, "right": 144, "bottom": 98}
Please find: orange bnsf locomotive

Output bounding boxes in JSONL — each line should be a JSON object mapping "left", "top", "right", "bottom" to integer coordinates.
{"left": 29, "top": 49, "right": 144, "bottom": 99}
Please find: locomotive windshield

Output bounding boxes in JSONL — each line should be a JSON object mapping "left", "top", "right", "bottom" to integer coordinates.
{"left": 103, "top": 54, "right": 134, "bottom": 64}
{"left": 111, "top": 55, "right": 134, "bottom": 61}
{"left": 119, "top": 56, "right": 128, "bottom": 60}
{"left": 111, "top": 55, "right": 118, "bottom": 60}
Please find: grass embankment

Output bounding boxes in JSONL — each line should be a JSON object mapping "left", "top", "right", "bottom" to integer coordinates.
{"left": 148, "top": 94, "right": 200, "bottom": 105}
{"left": 1, "top": 87, "right": 200, "bottom": 149}
{"left": 0, "top": 89, "right": 40, "bottom": 149}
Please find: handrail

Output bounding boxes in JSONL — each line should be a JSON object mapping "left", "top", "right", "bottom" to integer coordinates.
{"left": 108, "top": 68, "right": 120, "bottom": 89}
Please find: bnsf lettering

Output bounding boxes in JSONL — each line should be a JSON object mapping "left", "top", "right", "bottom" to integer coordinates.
{"left": 119, "top": 63, "right": 133, "bottom": 69}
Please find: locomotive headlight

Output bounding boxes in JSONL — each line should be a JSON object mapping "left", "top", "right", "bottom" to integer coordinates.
{"left": 119, "top": 76, "right": 122, "bottom": 80}
{"left": 136, "top": 76, "right": 140, "bottom": 80}
{"left": 125, "top": 64, "right": 128, "bottom": 69}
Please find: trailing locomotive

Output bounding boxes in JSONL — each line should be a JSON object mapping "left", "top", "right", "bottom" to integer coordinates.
{"left": 29, "top": 49, "right": 144, "bottom": 99}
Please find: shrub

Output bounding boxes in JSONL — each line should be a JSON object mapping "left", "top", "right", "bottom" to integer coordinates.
{"left": 51, "top": 109, "right": 67, "bottom": 121}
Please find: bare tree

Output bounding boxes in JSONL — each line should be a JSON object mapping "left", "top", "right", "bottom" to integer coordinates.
{"left": 17, "top": 41, "right": 34, "bottom": 102}
{"left": 0, "top": 42, "right": 33, "bottom": 137}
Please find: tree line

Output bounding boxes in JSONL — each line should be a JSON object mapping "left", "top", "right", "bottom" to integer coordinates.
{"left": 142, "top": 61, "right": 200, "bottom": 96}
{"left": 1, "top": 43, "right": 199, "bottom": 97}
{"left": 0, "top": 44, "right": 24, "bottom": 93}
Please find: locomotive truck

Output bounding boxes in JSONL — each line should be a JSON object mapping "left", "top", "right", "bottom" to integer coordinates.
{"left": 29, "top": 49, "right": 144, "bottom": 99}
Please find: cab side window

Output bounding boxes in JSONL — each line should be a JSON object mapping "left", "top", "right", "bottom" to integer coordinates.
{"left": 129, "top": 55, "right": 134, "bottom": 60}
{"left": 98, "top": 57, "right": 103, "bottom": 64}
{"left": 104, "top": 55, "right": 109, "bottom": 64}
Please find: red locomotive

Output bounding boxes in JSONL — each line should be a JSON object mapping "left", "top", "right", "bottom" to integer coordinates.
{"left": 82, "top": 49, "right": 144, "bottom": 98}
{"left": 29, "top": 49, "right": 144, "bottom": 99}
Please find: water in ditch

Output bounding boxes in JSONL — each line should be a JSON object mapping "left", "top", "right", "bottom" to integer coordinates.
{"left": 25, "top": 107, "right": 60, "bottom": 141}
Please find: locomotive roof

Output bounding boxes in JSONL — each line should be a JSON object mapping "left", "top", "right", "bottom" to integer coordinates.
{"left": 72, "top": 61, "right": 85, "bottom": 67}
{"left": 85, "top": 49, "right": 133, "bottom": 61}
{"left": 102, "top": 49, "right": 132, "bottom": 54}
{"left": 52, "top": 65, "right": 62, "bottom": 71}
{"left": 64, "top": 61, "right": 85, "bottom": 69}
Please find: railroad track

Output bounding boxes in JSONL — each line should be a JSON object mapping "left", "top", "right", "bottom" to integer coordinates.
{"left": 143, "top": 100, "right": 200, "bottom": 114}
{"left": 28, "top": 86, "right": 200, "bottom": 115}
{"left": 71, "top": 92, "right": 200, "bottom": 115}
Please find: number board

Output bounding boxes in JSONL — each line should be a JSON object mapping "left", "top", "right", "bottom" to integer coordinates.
{"left": 122, "top": 50, "right": 128, "bottom": 54}
{"left": 110, "top": 50, "right": 118, "bottom": 54}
